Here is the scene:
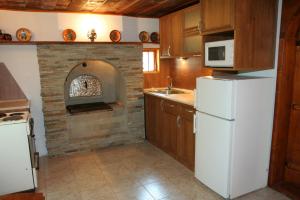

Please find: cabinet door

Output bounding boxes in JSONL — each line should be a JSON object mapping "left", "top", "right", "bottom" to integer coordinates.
{"left": 155, "top": 98, "right": 164, "bottom": 148}
{"left": 177, "top": 105, "right": 195, "bottom": 171}
{"left": 183, "top": 4, "right": 202, "bottom": 56}
{"left": 234, "top": 0, "right": 277, "bottom": 71}
{"left": 160, "top": 15, "right": 172, "bottom": 57}
{"left": 170, "top": 11, "right": 183, "bottom": 57}
{"left": 162, "top": 100, "right": 178, "bottom": 157}
{"left": 145, "top": 95, "right": 156, "bottom": 145}
{"left": 285, "top": 47, "right": 300, "bottom": 186}
{"left": 200, "top": 0, "right": 234, "bottom": 34}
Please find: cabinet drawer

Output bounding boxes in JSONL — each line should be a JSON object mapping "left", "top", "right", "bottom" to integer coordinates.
{"left": 181, "top": 105, "right": 195, "bottom": 120}
{"left": 164, "top": 100, "right": 178, "bottom": 115}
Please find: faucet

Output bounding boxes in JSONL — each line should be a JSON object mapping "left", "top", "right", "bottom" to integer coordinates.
{"left": 167, "top": 76, "right": 173, "bottom": 91}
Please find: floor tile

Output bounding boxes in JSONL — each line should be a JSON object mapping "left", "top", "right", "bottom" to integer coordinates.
{"left": 115, "top": 186, "right": 154, "bottom": 200}
{"left": 38, "top": 142, "right": 290, "bottom": 200}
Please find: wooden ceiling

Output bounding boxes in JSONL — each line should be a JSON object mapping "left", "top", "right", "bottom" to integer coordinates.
{"left": 0, "top": 0, "right": 199, "bottom": 17}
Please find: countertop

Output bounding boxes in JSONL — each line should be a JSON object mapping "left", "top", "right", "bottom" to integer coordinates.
{"left": 0, "top": 99, "right": 30, "bottom": 112}
{"left": 144, "top": 88, "right": 195, "bottom": 107}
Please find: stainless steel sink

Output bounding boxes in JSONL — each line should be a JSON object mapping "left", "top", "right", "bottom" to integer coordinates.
{"left": 152, "top": 89, "right": 186, "bottom": 95}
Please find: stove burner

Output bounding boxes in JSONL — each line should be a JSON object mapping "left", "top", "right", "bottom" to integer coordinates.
{"left": 0, "top": 113, "right": 7, "bottom": 118}
{"left": 2, "top": 116, "right": 23, "bottom": 121}
{"left": 9, "top": 112, "right": 24, "bottom": 116}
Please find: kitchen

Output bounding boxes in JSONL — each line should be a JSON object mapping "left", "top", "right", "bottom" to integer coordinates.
{"left": 0, "top": 0, "right": 299, "bottom": 199}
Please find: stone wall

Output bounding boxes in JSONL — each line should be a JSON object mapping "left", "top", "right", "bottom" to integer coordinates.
{"left": 37, "top": 44, "right": 144, "bottom": 156}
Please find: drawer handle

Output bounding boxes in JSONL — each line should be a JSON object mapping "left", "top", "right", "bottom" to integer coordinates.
{"left": 168, "top": 104, "right": 175, "bottom": 108}
{"left": 293, "top": 104, "right": 300, "bottom": 110}
{"left": 185, "top": 109, "right": 194, "bottom": 113}
{"left": 176, "top": 116, "right": 181, "bottom": 128}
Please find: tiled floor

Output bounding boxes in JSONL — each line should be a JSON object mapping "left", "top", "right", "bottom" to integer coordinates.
{"left": 38, "top": 142, "right": 290, "bottom": 200}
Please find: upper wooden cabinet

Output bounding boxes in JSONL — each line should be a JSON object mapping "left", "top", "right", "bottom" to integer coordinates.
{"left": 160, "top": 4, "right": 201, "bottom": 58}
{"left": 200, "top": 0, "right": 277, "bottom": 71}
{"left": 200, "top": 0, "right": 234, "bottom": 34}
{"left": 170, "top": 11, "right": 184, "bottom": 57}
{"left": 160, "top": 14, "right": 172, "bottom": 57}
{"left": 160, "top": 12, "right": 183, "bottom": 57}
{"left": 183, "top": 4, "right": 202, "bottom": 56}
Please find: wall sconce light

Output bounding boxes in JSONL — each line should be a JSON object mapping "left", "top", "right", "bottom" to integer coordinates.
{"left": 87, "top": 29, "right": 97, "bottom": 42}
{"left": 179, "top": 57, "right": 188, "bottom": 60}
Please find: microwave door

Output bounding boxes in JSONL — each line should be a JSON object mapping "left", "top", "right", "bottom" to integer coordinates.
{"left": 209, "top": 46, "right": 225, "bottom": 61}
{"left": 205, "top": 39, "right": 234, "bottom": 67}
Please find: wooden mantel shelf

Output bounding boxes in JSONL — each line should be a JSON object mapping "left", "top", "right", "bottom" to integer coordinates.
{"left": 0, "top": 41, "right": 160, "bottom": 46}
{"left": 0, "top": 41, "right": 148, "bottom": 45}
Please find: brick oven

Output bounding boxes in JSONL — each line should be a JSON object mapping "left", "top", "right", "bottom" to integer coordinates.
{"left": 37, "top": 44, "right": 144, "bottom": 156}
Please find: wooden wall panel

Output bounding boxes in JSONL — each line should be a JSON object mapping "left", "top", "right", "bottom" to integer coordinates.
{"left": 144, "top": 59, "right": 172, "bottom": 88}
{"left": 144, "top": 57, "right": 212, "bottom": 89}
{"left": 170, "top": 57, "right": 212, "bottom": 90}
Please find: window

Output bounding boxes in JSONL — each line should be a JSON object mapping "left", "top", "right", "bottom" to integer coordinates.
{"left": 143, "top": 48, "right": 159, "bottom": 73}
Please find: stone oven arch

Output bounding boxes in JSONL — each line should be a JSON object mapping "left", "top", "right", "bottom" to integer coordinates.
{"left": 64, "top": 60, "right": 126, "bottom": 114}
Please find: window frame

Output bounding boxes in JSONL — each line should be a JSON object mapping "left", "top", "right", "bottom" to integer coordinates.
{"left": 142, "top": 48, "right": 160, "bottom": 73}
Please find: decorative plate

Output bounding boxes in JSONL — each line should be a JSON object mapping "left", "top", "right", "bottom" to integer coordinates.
{"left": 139, "top": 31, "right": 149, "bottom": 42}
{"left": 110, "top": 30, "right": 121, "bottom": 42}
{"left": 63, "top": 29, "right": 76, "bottom": 42}
{"left": 16, "top": 28, "right": 32, "bottom": 42}
{"left": 4, "top": 34, "right": 12, "bottom": 41}
{"left": 150, "top": 32, "right": 160, "bottom": 43}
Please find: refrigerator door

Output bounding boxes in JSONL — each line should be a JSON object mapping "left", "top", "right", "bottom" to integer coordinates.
{"left": 195, "top": 111, "right": 234, "bottom": 199}
{"left": 196, "top": 77, "right": 235, "bottom": 120}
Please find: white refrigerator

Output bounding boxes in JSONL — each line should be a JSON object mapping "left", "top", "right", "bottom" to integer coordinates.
{"left": 194, "top": 76, "right": 274, "bottom": 199}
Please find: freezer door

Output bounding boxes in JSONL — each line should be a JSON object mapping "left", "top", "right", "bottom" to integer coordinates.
{"left": 195, "top": 112, "right": 234, "bottom": 199}
{"left": 196, "top": 77, "right": 235, "bottom": 120}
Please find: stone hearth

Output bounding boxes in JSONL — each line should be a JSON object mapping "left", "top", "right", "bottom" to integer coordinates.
{"left": 37, "top": 44, "right": 144, "bottom": 156}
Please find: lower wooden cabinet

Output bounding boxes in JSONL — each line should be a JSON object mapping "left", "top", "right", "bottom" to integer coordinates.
{"left": 144, "top": 94, "right": 195, "bottom": 171}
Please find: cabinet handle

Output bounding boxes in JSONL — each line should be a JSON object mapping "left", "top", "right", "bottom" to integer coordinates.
{"left": 160, "top": 100, "right": 164, "bottom": 111}
{"left": 176, "top": 116, "right": 181, "bottom": 128}
{"left": 198, "top": 19, "right": 204, "bottom": 33}
{"left": 167, "top": 45, "right": 171, "bottom": 56}
{"left": 168, "top": 104, "right": 175, "bottom": 108}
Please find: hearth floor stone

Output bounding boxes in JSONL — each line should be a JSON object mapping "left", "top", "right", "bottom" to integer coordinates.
{"left": 37, "top": 142, "right": 290, "bottom": 200}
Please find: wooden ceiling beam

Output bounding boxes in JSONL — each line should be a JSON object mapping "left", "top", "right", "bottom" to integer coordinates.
{"left": 56, "top": 0, "right": 72, "bottom": 10}
{"left": 0, "top": 0, "right": 199, "bottom": 17}
{"left": 135, "top": 0, "right": 168, "bottom": 15}
{"left": 67, "top": 0, "right": 88, "bottom": 11}
{"left": 40, "top": 0, "right": 58, "bottom": 10}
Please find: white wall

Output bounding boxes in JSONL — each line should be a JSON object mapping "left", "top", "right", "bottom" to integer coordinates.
{"left": 0, "top": 11, "right": 159, "bottom": 42}
{"left": 0, "top": 10, "right": 159, "bottom": 156}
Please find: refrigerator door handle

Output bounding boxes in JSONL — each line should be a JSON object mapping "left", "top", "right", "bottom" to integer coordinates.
{"left": 194, "top": 89, "right": 197, "bottom": 109}
{"left": 193, "top": 114, "right": 197, "bottom": 134}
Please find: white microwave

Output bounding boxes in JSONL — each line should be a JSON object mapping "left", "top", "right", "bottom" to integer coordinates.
{"left": 205, "top": 39, "right": 234, "bottom": 68}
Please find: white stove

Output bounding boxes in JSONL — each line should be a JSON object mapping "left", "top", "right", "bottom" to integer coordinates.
{"left": 0, "top": 110, "right": 38, "bottom": 195}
